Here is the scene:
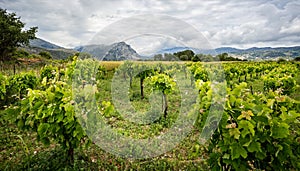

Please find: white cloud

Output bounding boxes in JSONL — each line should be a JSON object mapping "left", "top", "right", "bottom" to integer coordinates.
{"left": 1, "top": 0, "right": 299, "bottom": 49}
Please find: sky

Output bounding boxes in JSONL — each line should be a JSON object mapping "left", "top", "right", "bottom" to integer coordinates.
{"left": 1, "top": 0, "right": 300, "bottom": 50}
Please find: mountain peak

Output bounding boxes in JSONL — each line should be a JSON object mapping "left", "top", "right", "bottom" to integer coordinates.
{"left": 103, "top": 42, "right": 140, "bottom": 61}
{"left": 78, "top": 42, "right": 140, "bottom": 61}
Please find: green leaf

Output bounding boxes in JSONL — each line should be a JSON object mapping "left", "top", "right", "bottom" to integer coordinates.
{"left": 33, "top": 101, "right": 43, "bottom": 110}
{"left": 231, "top": 142, "right": 248, "bottom": 159}
{"left": 223, "top": 153, "right": 230, "bottom": 159}
{"left": 41, "top": 137, "right": 50, "bottom": 146}
{"left": 17, "top": 119, "right": 24, "bottom": 129}
{"left": 37, "top": 123, "right": 50, "bottom": 136}
{"left": 267, "top": 99, "right": 275, "bottom": 108}
{"left": 238, "top": 110, "right": 254, "bottom": 120}
{"left": 56, "top": 112, "right": 64, "bottom": 122}
{"left": 271, "top": 122, "right": 289, "bottom": 139}
{"left": 239, "top": 120, "right": 255, "bottom": 138}
{"left": 255, "top": 151, "right": 267, "bottom": 160}
{"left": 275, "top": 144, "right": 283, "bottom": 157}
{"left": 247, "top": 141, "right": 261, "bottom": 153}
{"left": 229, "top": 128, "right": 241, "bottom": 139}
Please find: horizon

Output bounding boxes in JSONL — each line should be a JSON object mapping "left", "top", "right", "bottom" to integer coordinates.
{"left": 34, "top": 37, "right": 300, "bottom": 51}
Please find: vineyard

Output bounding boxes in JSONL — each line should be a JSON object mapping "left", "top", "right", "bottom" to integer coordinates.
{"left": 1, "top": 57, "right": 300, "bottom": 170}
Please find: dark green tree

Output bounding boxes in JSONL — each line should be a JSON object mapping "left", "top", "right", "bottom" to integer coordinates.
{"left": 0, "top": 9, "right": 38, "bottom": 61}
{"left": 294, "top": 56, "right": 300, "bottom": 61}
{"left": 174, "top": 50, "right": 195, "bottom": 61}
{"left": 39, "top": 51, "right": 52, "bottom": 59}
{"left": 153, "top": 54, "right": 163, "bottom": 61}
{"left": 135, "top": 64, "right": 154, "bottom": 99}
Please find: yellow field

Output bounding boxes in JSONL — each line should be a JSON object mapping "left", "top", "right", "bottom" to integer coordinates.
{"left": 99, "top": 61, "right": 190, "bottom": 70}
{"left": 99, "top": 60, "right": 239, "bottom": 70}
{"left": 99, "top": 61, "right": 123, "bottom": 71}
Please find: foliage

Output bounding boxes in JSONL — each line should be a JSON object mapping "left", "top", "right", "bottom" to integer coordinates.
{"left": 15, "top": 65, "right": 89, "bottom": 164}
{"left": 39, "top": 51, "right": 52, "bottom": 59}
{"left": 217, "top": 53, "right": 245, "bottom": 61}
{"left": 174, "top": 50, "right": 195, "bottom": 61}
{"left": 0, "top": 8, "right": 37, "bottom": 61}
{"left": 148, "top": 73, "right": 176, "bottom": 95}
{"left": 135, "top": 64, "right": 154, "bottom": 99}
{"left": 147, "top": 73, "right": 176, "bottom": 117}
{"left": 12, "top": 49, "right": 30, "bottom": 59}
{"left": 5, "top": 72, "right": 38, "bottom": 105}
{"left": 40, "top": 65, "right": 58, "bottom": 82}
{"left": 0, "top": 73, "right": 7, "bottom": 102}
{"left": 294, "top": 56, "right": 300, "bottom": 61}
{"left": 207, "top": 82, "right": 300, "bottom": 170}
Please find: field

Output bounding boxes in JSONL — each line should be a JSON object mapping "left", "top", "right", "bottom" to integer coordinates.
{"left": 0, "top": 59, "right": 300, "bottom": 170}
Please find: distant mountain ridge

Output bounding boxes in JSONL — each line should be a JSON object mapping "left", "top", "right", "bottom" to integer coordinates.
{"left": 29, "top": 38, "right": 63, "bottom": 49}
{"left": 27, "top": 38, "right": 77, "bottom": 59}
{"left": 27, "top": 38, "right": 300, "bottom": 60}
{"left": 157, "top": 46, "right": 300, "bottom": 60}
{"left": 218, "top": 46, "right": 300, "bottom": 60}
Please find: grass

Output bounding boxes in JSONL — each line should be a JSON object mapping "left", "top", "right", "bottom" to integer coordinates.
{"left": 0, "top": 115, "right": 209, "bottom": 170}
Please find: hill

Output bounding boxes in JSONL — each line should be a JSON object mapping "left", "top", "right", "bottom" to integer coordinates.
{"left": 29, "top": 38, "right": 63, "bottom": 49}
{"left": 26, "top": 38, "right": 77, "bottom": 59}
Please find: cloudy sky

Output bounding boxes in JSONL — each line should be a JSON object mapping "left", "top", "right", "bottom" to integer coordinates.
{"left": 1, "top": 0, "right": 300, "bottom": 49}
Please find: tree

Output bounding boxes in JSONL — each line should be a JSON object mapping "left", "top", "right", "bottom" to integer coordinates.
{"left": 148, "top": 73, "right": 176, "bottom": 118}
{"left": 39, "top": 51, "right": 52, "bottom": 59}
{"left": 135, "top": 64, "right": 154, "bottom": 99}
{"left": 164, "top": 53, "right": 178, "bottom": 61}
{"left": 0, "top": 9, "right": 38, "bottom": 61}
{"left": 180, "top": 55, "right": 189, "bottom": 61}
{"left": 174, "top": 50, "right": 195, "bottom": 61}
{"left": 294, "top": 56, "right": 300, "bottom": 61}
{"left": 191, "top": 55, "right": 200, "bottom": 62}
{"left": 153, "top": 54, "right": 163, "bottom": 61}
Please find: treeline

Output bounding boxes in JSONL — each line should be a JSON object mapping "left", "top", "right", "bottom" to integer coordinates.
{"left": 153, "top": 50, "right": 247, "bottom": 62}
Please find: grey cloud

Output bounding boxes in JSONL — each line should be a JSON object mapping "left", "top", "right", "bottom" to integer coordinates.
{"left": 0, "top": 0, "right": 299, "bottom": 48}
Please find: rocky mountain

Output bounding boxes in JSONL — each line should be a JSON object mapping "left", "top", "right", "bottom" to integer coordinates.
{"left": 27, "top": 38, "right": 77, "bottom": 60}
{"left": 29, "top": 38, "right": 63, "bottom": 49}
{"left": 78, "top": 42, "right": 141, "bottom": 61}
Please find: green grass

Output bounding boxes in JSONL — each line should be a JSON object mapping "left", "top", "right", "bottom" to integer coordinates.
{"left": 0, "top": 115, "right": 209, "bottom": 170}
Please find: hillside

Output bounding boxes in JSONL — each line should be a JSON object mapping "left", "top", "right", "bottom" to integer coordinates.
{"left": 29, "top": 38, "right": 63, "bottom": 49}
{"left": 25, "top": 38, "right": 77, "bottom": 60}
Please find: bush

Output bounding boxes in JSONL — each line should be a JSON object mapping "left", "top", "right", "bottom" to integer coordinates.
{"left": 5, "top": 72, "right": 38, "bottom": 105}
{"left": 40, "top": 65, "right": 58, "bottom": 82}
{"left": 0, "top": 73, "right": 7, "bottom": 107}
{"left": 15, "top": 63, "right": 90, "bottom": 164}
{"left": 39, "top": 51, "right": 52, "bottom": 59}
{"left": 294, "top": 56, "right": 300, "bottom": 62}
